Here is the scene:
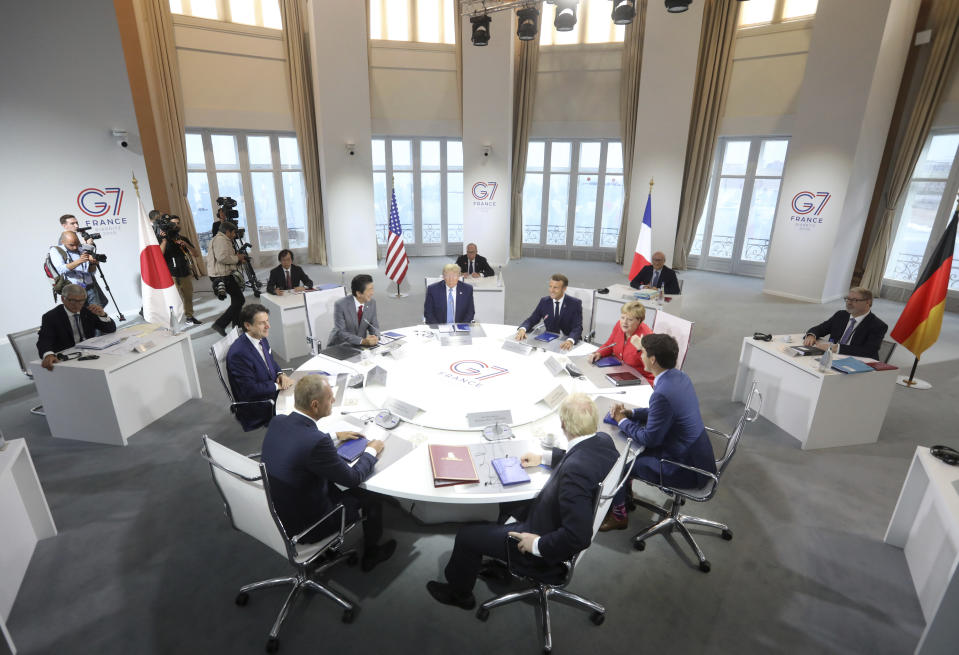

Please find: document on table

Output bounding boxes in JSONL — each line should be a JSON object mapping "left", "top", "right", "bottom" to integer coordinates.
{"left": 454, "top": 440, "right": 544, "bottom": 494}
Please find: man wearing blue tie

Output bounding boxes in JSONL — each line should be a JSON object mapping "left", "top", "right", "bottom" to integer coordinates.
{"left": 424, "top": 263, "right": 475, "bottom": 324}
{"left": 514, "top": 273, "right": 583, "bottom": 351}
{"left": 629, "top": 251, "right": 681, "bottom": 295}
{"left": 803, "top": 287, "right": 887, "bottom": 360}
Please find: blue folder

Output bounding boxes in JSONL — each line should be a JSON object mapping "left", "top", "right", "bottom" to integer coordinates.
{"left": 594, "top": 355, "right": 620, "bottom": 367}
{"left": 492, "top": 457, "right": 531, "bottom": 486}
{"left": 534, "top": 332, "right": 559, "bottom": 342}
{"left": 831, "top": 357, "right": 874, "bottom": 374}
{"left": 337, "top": 437, "right": 369, "bottom": 462}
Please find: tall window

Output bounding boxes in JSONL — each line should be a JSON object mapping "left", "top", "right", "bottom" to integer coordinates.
{"left": 522, "top": 139, "right": 624, "bottom": 253}
{"left": 185, "top": 130, "right": 307, "bottom": 256}
{"left": 170, "top": 0, "right": 282, "bottom": 29}
{"left": 372, "top": 137, "right": 463, "bottom": 255}
{"left": 883, "top": 132, "right": 959, "bottom": 291}
{"left": 689, "top": 137, "right": 789, "bottom": 276}
{"left": 369, "top": 0, "right": 456, "bottom": 44}
{"left": 739, "top": 0, "right": 818, "bottom": 28}
{"left": 540, "top": 0, "right": 625, "bottom": 45}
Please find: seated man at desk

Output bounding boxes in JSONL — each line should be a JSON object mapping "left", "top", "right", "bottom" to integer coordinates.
{"left": 629, "top": 251, "right": 681, "bottom": 295}
{"left": 514, "top": 273, "right": 583, "bottom": 351}
{"left": 266, "top": 249, "right": 313, "bottom": 295}
{"left": 227, "top": 303, "right": 293, "bottom": 431}
{"left": 328, "top": 274, "right": 379, "bottom": 348}
{"left": 424, "top": 263, "right": 475, "bottom": 324}
{"left": 602, "top": 333, "right": 715, "bottom": 531}
{"left": 589, "top": 301, "right": 654, "bottom": 385}
{"left": 803, "top": 287, "right": 888, "bottom": 360}
{"left": 427, "top": 393, "right": 619, "bottom": 609}
{"left": 456, "top": 242, "right": 494, "bottom": 278}
{"left": 261, "top": 375, "right": 396, "bottom": 572}
{"left": 36, "top": 283, "right": 116, "bottom": 371}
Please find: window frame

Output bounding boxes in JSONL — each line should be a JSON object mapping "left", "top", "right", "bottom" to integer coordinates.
{"left": 170, "top": 0, "right": 282, "bottom": 30}
{"left": 368, "top": 0, "right": 456, "bottom": 44}
{"left": 538, "top": 0, "right": 626, "bottom": 46}
{"left": 737, "top": 0, "right": 817, "bottom": 29}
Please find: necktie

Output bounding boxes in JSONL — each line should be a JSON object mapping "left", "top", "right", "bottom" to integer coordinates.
{"left": 446, "top": 288, "right": 455, "bottom": 323}
{"left": 74, "top": 314, "right": 84, "bottom": 343}
{"left": 357, "top": 305, "right": 363, "bottom": 328}
{"left": 554, "top": 300, "right": 560, "bottom": 320}
{"left": 839, "top": 317, "right": 857, "bottom": 345}
{"left": 285, "top": 269, "right": 292, "bottom": 289}
{"left": 652, "top": 270, "right": 661, "bottom": 288}
{"left": 469, "top": 260, "right": 474, "bottom": 275}
{"left": 259, "top": 339, "right": 273, "bottom": 375}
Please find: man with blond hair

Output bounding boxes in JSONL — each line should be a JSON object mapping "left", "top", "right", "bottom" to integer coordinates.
{"left": 423, "top": 262, "right": 475, "bottom": 324}
{"left": 803, "top": 286, "right": 888, "bottom": 360}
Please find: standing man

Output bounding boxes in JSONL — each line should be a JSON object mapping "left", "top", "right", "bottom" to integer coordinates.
{"left": 266, "top": 249, "right": 313, "bottom": 295}
{"left": 36, "top": 283, "right": 116, "bottom": 371}
{"left": 803, "top": 287, "right": 888, "bottom": 360}
{"left": 629, "top": 251, "right": 681, "bottom": 295}
{"left": 226, "top": 303, "right": 293, "bottom": 431}
{"left": 602, "top": 333, "right": 716, "bottom": 531}
{"left": 261, "top": 375, "right": 397, "bottom": 571}
{"left": 328, "top": 274, "right": 379, "bottom": 348}
{"left": 48, "top": 231, "right": 106, "bottom": 307}
{"left": 515, "top": 273, "right": 583, "bottom": 351}
{"left": 59, "top": 214, "right": 95, "bottom": 245}
{"left": 456, "top": 243, "right": 494, "bottom": 278}
{"left": 158, "top": 215, "right": 202, "bottom": 325}
{"left": 424, "top": 263, "right": 475, "bottom": 324}
{"left": 208, "top": 221, "right": 247, "bottom": 337}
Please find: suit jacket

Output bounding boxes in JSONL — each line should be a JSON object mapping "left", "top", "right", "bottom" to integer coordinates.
{"left": 455, "top": 253, "right": 494, "bottom": 277}
{"left": 36, "top": 305, "right": 117, "bottom": 357}
{"left": 519, "top": 295, "right": 584, "bottom": 343}
{"left": 226, "top": 334, "right": 282, "bottom": 431}
{"left": 266, "top": 264, "right": 313, "bottom": 295}
{"left": 423, "top": 281, "right": 475, "bottom": 324}
{"left": 261, "top": 412, "right": 377, "bottom": 541}
{"left": 328, "top": 295, "right": 378, "bottom": 347}
{"left": 806, "top": 311, "right": 888, "bottom": 360}
{"left": 595, "top": 322, "right": 654, "bottom": 385}
{"left": 619, "top": 368, "right": 716, "bottom": 488}
{"left": 629, "top": 265, "right": 681, "bottom": 295}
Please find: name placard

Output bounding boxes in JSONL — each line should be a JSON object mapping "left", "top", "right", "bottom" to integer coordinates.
{"left": 385, "top": 397, "right": 422, "bottom": 421}
{"left": 332, "top": 373, "right": 348, "bottom": 407}
{"left": 544, "top": 356, "right": 565, "bottom": 376}
{"left": 540, "top": 385, "right": 568, "bottom": 409}
{"left": 366, "top": 365, "right": 388, "bottom": 387}
{"left": 466, "top": 409, "right": 513, "bottom": 428}
{"left": 502, "top": 340, "right": 533, "bottom": 355}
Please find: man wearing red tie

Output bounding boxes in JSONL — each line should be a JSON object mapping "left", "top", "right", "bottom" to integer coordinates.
{"left": 266, "top": 249, "right": 313, "bottom": 295}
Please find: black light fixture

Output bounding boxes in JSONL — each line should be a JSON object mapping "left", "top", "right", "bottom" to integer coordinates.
{"left": 665, "top": 0, "right": 692, "bottom": 13}
{"left": 611, "top": 0, "right": 635, "bottom": 25}
{"left": 516, "top": 6, "right": 540, "bottom": 41}
{"left": 470, "top": 14, "right": 491, "bottom": 46}
{"left": 554, "top": 0, "right": 578, "bottom": 32}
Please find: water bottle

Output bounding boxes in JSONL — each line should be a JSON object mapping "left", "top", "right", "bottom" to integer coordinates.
{"left": 657, "top": 284, "right": 664, "bottom": 307}
{"left": 169, "top": 305, "right": 178, "bottom": 335}
{"left": 818, "top": 346, "right": 833, "bottom": 373}
{"left": 496, "top": 265, "right": 503, "bottom": 288}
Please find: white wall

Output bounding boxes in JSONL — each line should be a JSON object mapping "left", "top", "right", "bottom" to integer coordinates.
{"left": 532, "top": 44, "right": 622, "bottom": 138}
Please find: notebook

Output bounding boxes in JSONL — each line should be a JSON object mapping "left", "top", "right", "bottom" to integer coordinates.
{"left": 492, "top": 457, "right": 531, "bottom": 486}
{"left": 336, "top": 437, "right": 370, "bottom": 463}
{"left": 594, "top": 355, "right": 621, "bottom": 367}
{"left": 605, "top": 371, "right": 644, "bottom": 387}
{"left": 534, "top": 332, "right": 559, "bottom": 342}
{"left": 830, "top": 357, "right": 874, "bottom": 374}
{"left": 788, "top": 345, "right": 825, "bottom": 357}
{"left": 428, "top": 444, "right": 479, "bottom": 487}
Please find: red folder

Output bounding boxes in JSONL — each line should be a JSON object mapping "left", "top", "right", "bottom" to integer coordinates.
{"left": 866, "top": 361, "right": 898, "bottom": 371}
{"left": 428, "top": 444, "right": 479, "bottom": 487}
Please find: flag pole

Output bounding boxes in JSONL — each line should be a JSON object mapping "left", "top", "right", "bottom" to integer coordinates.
{"left": 649, "top": 177, "right": 654, "bottom": 194}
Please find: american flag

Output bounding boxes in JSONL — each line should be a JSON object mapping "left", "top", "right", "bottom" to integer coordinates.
{"left": 385, "top": 182, "right": 409, "bottom": 285}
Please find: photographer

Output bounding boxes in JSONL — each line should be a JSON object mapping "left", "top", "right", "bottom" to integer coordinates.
{"left": 207, "top": 220, "right": 247, "bottom": 337}
{"left": 49, "top": 231, "right": 107, "bottom": 307}
{"left": 59, "top": 214, "right": 95, "bottom": 246}
{"left": 157, "top": 215, "right": 202, "bottom": 325}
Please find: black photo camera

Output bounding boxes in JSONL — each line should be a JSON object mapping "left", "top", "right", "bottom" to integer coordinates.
{"left": 155, "top": 213, "right": 180, "bottom": 237}
{"left": 77, "top": 226, "right": 102, "bottom": 240}
{"left": 80, "top": 244, "right": 107, "bottom": 263}
{"left": 216, "top": 196, "right": 239, "bottom": 220}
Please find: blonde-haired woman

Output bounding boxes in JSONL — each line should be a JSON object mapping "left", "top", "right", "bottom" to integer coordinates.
{"left": 589, "top": 301, "right": 654, "bottom": 385}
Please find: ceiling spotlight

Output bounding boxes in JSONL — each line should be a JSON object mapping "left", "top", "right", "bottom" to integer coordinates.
{"left": 517, "top": 6, "right": 540, "bottom": 41}
{"left": 470, "top": 14, "right": 491, "bottom": 46}
{"left": 665, "top": 0, "right": 692, "bottom": 12}
{"left": 611, "top": 0, "right": 635, "bottom": 25}
{"left": 554, "top": 0, "right": 578, "bottom": 32}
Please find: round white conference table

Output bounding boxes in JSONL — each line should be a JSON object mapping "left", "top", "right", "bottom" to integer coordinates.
{"left": 275, "top": 323, "right": 652, "bottom": 522}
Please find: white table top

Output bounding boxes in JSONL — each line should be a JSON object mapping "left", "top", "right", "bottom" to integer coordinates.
{"left": 740, "top": 334, "right": 884, "bottom": 379}
{"left": 260, "top": 290, "right": 311, "bottom": 309}
{"left": 462, "top": 276, "right": 504, "bottom": 291}
{"left": 28, "top": 324, "right": 189, "bottom": 373}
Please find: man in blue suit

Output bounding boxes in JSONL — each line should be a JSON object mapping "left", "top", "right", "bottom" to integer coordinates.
{"left": 514, "top": 273, "right": 583, "bottom": 351}
{"left": 601, "top": 333, "right": 716, "bottom": 531}
{"left": 226, "top": 303, "right": 293, "bottom": 431}
{"left": 424, "top": 263, "right": 475, "bottom": 324}
{"left": 261, "top": 375, "right": 396, "bottom": 572}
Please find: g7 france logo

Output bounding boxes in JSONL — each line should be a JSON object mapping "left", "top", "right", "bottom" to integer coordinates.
{"left": 791, "top": 191, "right": 831, "bottom": 216}
{"left": 471, "top": 182, "right": 498, "bottom": 201}
{"left": 449, "top": 360, "right": 509, "bottom": 380}
{"left": 78, "top": 187, "right": 124, "bottom": 217}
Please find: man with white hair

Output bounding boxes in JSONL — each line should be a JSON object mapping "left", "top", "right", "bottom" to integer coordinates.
{"left": 427, "top": 393, "right": 619, "bottom": 609}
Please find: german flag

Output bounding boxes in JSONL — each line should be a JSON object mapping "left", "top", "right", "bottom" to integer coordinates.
{"left": 890, "top": 208, "right": 958, "bottom": 358}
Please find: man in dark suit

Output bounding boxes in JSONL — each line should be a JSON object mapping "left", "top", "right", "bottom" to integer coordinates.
{"left": 261, "top": 375, "right": 396, "bottom": 571}
{"left": 424, "top": 263, "right": 475, "bottom": 324}
{"left": 266, "top": 249, "right": 313, "bottom": 295}
{"left": 226, "top": 303, "right": 293, "bottom": 431}
{"left": 515, "top": 273, "right": 583, "bottom": 351}
{"left": 427, "top": 393, "right": 619, "bottom": 609}
{"left": 455, "top": 242, "right": 494, "bottom": 278}
{"left": 37, "top": 283, "right": 117, "bottom": 371}
{"left": 629, "top": 251, "right": 681, "bottom": 294}
{"left": 327, "top": 274, "right": 379, "bottom": 348}
{"left": 603, "top": 333, "right": 716, "bottom": 531}
{"left": 803, "top": 287, "right": 888, "bottom": 360}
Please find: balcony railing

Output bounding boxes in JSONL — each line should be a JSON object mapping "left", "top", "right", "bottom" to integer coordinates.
{"left": 522, "top": 225, "right": 620, "bottom": 248}
{"left": 892, "top": 253, "right": 959, "bottom": 290}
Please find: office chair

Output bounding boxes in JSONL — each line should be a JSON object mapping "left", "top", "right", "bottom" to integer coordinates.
{"left": 209, "top": 327, "right": 276, "bottom": 432}
{"left": 564, "top": 286, "right": 595, "bottom": 343}
{"left": 201, "top": 435, "right": 360, "bottom": 653}
{"left": 877, "top": 339, "right": 896, "bottom": 363}
{"left": 7, "top": 326, "right": 45, "bottom": 415}
{"left": 631, "top": 381, "right": 762, "bottom": 573}
{"left": 476, "top": 443, "right": 639, "bottom": 654}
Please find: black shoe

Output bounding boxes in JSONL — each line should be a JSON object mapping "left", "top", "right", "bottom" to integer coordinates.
{"left": 478, "top": 559, "right": 511, "bottom": 583}
{"left": 212, "top": 323, "right": 227, "bottom": 337}
{"left": 187, "top": 316, "right": 203, "bottom": 325}
{"left": 426, "top": 581, "right": 476, "bottom": 610}
{"left": 361, "top": 539, "right": 396, "bottom": 572}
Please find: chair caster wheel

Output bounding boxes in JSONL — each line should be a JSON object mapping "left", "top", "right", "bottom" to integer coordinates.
{"left": 590, "top": 611, "right": 605, "bottom": 625}
{"left": 476, "top": 607, "right": 490, "bottom": 621}
{"left": 633, "top": 540, "right": 646, "bottom": 551}
{"left": 265, "top": 637, "right": 279, "bottom": 652}
{"left": 342, "top": 608, "right": 355, "bottom": 624}
{"left": 235, "top": 592, "right": 249, "bottom": 606}
{"left": 347, "top": 553, "right": 359, "bottom": 566}
{"left": 699, "top": 560, "right": 711, "bottom": 573}
{"left": 721, "top": 529, "right": 733, "bottom": 541}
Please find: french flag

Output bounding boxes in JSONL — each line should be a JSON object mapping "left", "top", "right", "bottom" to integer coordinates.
{"left": 628, "top": 192, "right": 652, "bottom": 280}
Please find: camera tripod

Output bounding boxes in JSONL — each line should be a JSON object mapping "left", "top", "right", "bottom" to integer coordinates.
{"left": 95, "top": 263, "right": 126, "bottom": 322}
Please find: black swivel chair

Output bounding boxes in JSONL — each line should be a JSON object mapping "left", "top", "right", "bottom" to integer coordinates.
{"left": 210, "top": 327, "right": 277, "bottom": 431}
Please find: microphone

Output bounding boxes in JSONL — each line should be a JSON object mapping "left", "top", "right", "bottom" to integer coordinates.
{"left": 527, "top": 315, "right": 548, "bottom": 335}
{"left": 597, "top": 342, "right": 619, "bottom": 356}
{"left": 362, "top": 317, "right": 380, "bottom": 336}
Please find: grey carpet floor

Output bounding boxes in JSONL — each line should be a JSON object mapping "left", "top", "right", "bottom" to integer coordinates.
{"left": 4, "top": 256, "right": 957, "bottom": 654}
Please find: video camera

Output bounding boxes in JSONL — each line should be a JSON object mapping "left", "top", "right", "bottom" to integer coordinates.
{"left": 77, "top": 226, "right": 102, "bottom": 240}
{"left": 216, "top": 196, "right": 239, "bottom": 220}
{"left": 80, "top": 243, "right": 107, "bottom": 263}
{"left": 155, "top": 213, "right": 180, "bottom": 237}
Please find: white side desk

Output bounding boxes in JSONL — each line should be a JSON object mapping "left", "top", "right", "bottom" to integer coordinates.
{"left": 592, "top": 283, "right": 682, "bottom": 342}
{"left": 731, "top": 335, "right": 897, "bottom": 449}
{"left": 28, "top": 330, "right": 201, "bottom": 446}
{"left": 0, "top": 439, "right": 57, "bottom": 655}
{"left": 463, "top": 276, "right": 506, "bottom": 324}
{"left": 885, "top": 447, "right": 959, "bottom": 655}
{"left": 260, "top": 291, "right": 311, "bottom": 361}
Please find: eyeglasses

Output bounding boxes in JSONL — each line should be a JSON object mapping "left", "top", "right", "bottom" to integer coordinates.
{"left": 843, "top": 297, "right": 868, "bottom": 303}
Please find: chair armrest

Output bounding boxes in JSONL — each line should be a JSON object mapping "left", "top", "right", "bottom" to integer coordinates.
{"left": 199, "top": 445, "right": 262, "bottom": 482}
{"left": 247, "top": 452, "right": 261, "bottom": 460}
{"left": 290, "top": 502, "right": 347, "bottom": 546}
{"left": 230, "top": 398, "right": 276, "bottom": 409}
{"left": 704, "top": 426, "right": 730, "bottom": 442}
{"left": 658, "top": 458, "right": 719, "bottom": 487}
{"left": 503, "top": 534, "right": 572, "bottom": 581}
{"left": 601, "top": 444, "right": 640, "bottom": 500}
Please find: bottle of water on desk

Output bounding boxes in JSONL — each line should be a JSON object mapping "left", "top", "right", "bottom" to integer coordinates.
{"left": 168, "top": 305, "right": 178, "bottom": 335}
{"left": 657, "top": 284, "right": 664, "bottom": 307}
{"left": 496, "top": 265, "right": 503, "bottom": 287}
{"left": 818, "top": 345, "right": 833, "bottom": 373}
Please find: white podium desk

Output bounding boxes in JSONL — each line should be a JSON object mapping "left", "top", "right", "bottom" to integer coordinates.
{"left": 260, "top": 291, "right": 311, "bottom": 361}
{"left": 463, "top": 276, "right": 505, "bottom": 324}
{"left": 28, "top": 329, "right": 201, "bottom": 446}
{"left": 731, "top": 335, "right": 897, "bottom": 449}
{"left": 592, "top": 283, "right": 682, "bottom": 343}
{"left": 277, "top": 324, "right": 647, "bottom": 522}
{"left": 0, "top": 439, "right": 57, "bottom": 655}
{"left": 885, "top": 447, "right": 959, "bottom": 655}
